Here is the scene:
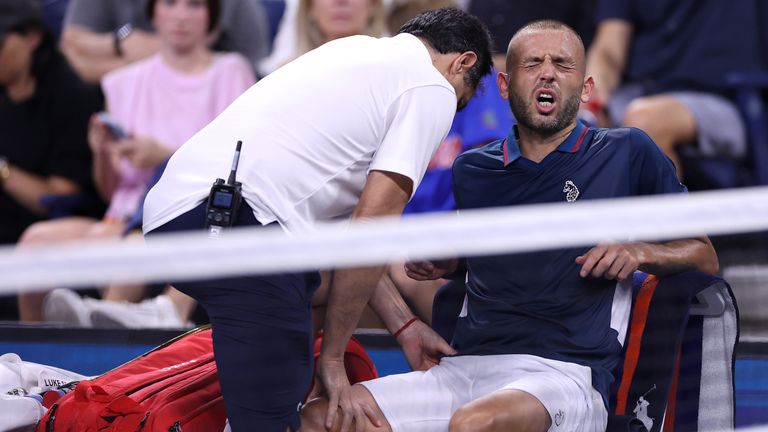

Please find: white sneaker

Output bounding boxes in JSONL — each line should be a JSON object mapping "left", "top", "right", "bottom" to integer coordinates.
{"left": 89, "top": 295, "right": 188, "bottom": 329}
{"left": 42, "top": 289, "right": 92, "bottom": 326}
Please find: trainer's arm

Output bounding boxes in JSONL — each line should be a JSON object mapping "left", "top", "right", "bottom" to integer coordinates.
{"left": 319, "top": 170, "right": 412, "bottom": 430}
{"left": 322, "top": 170, "right": 412, "bottom": 360}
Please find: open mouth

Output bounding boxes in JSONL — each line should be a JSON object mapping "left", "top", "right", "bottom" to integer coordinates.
{"left": 534, "top": 89, "right": 557, "bottom": 114}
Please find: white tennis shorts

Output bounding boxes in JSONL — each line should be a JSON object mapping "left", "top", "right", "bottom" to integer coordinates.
{"left": 360, "top": 354, "right": 607, "bottom": 432}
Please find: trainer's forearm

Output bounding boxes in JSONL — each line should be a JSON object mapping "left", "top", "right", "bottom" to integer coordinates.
{"left": 322, "top": 265, "right": 388, "bottom": 359}
{"left": 321, "top": 170, "right": 412, "bottom": 357}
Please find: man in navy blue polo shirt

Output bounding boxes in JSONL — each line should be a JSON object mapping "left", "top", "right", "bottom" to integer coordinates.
{"left": 302, "top": 20, "right": 719, "bottom": 432}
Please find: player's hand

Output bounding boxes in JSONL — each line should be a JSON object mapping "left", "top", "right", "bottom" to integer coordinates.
{"left": 404, "top": 258, "right": 458, "bottom": 281}
{"left": 397, "top": 319, "right": 456, "bottom": 371}
{"left": 575, "top": 242, "right": 640, "bottom": 282}
{"left": 317, "top": 355, "right": 382, "bottom": 432}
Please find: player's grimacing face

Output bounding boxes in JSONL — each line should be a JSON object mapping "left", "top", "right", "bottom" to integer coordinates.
{"left": 505, "top": 30, "right": 586, "bottom": 134}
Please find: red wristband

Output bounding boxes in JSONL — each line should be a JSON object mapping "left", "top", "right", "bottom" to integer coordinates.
{"left": 393, "top": 317, "right": 418, "bottom": 339}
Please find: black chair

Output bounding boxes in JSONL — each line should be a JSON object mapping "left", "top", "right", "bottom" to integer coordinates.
{"left": 678, "top": 72, "right": 768, "bottom": 190}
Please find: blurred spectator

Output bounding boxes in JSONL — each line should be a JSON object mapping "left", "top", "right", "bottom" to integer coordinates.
{"left": 585, "top": 0, "right": 765, "bottom": 180}
{"left": 40, "top": 0, "right": 69, "bottom": 39}
{"left": 39, "top": 0, "right": 393, "bottom": 330}
{"left": 469, "top": 0, "right": 596, "bottom": 59}
{"left": 60, "top": 0, "right": 269, "bottom": 83}
{"left": 259, "top": 0, "right": 387, "bottom": 75}
{"left": 0, "top": 0, "right": 102, "bottom": 320}
{"left": 258, "top": 0, "right": 298, "bottom": 76}
{"left": 16, "top": 0, "right": 255, "bottom": 323}
{"left": 0, "top": 0, "right": 102, "bottom": 246}
{"left": 385, "top": 0, "right": 454, "bottom": 36}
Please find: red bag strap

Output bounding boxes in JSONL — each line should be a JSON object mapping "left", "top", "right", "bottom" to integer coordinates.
{"left": 74, "top": 381, "right": 110, "bottom": 403}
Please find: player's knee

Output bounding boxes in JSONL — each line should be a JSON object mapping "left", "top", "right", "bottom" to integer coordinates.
{"left": 300, "top": 398, "right": 331, "bottom": 432}
{"left": 448, "top": 405, "right": 496, "bottom": 432}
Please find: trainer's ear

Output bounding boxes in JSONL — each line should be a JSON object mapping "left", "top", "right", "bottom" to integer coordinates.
{"left": 451, "top": 51, "right": 478, "bottom": 75}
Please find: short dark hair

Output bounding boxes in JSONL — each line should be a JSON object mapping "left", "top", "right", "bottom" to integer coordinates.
{"left": 146, "top": 0, "right": 221, "bottom": 33}
{"left": 397, "top": 7, "right": 493, "bottom": 90}
{"left": 507, "top": 20, "right": 585, "bottom": 73}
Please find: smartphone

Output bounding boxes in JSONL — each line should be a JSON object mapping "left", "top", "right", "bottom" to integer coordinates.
{"left": 96, "top": 112, "right": 128, "bottom": 140}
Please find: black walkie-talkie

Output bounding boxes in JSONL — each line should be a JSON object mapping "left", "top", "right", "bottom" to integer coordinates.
{"left": 205, "top": 141, "right": 243, "bottom": 235}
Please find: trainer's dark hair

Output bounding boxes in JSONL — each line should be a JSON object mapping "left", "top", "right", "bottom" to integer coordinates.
{"left": 397, "top": 8, "right": 493, "bottom": 90}
{"left": 146, "top": 0, "right": 221, "bottom": 33}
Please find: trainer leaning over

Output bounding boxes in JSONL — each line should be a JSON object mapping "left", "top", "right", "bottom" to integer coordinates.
{"left": 141, "top": 8, "right": 493, "bottom": 432}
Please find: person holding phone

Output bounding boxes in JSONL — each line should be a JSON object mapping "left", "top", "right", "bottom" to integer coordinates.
{"left": 16, "top": 0, "right": 255, "bottom": 322}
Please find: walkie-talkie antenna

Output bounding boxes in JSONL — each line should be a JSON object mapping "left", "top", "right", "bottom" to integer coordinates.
{"left": 227, "top": 140, "right": 242, "bottom": 185}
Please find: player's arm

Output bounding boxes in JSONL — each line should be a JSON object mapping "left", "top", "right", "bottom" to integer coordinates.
{"left": 367, "top": 271, "right": 456, "bottom": 372}
{"left": 576, "top": 237, "right": 719, "bottom": 282}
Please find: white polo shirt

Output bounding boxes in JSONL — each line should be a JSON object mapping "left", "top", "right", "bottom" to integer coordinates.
{"left": 143, "top": 33, "right": 457, "bottom": 235}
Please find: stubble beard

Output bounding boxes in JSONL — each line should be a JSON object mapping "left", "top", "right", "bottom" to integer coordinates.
{"left": 509, "top": 89, "right": 581, "bottom": 136}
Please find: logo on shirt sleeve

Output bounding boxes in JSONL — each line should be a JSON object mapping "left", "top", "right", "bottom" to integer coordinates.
{"left": 563, "top": 180, "right": 580, "bottom": 202}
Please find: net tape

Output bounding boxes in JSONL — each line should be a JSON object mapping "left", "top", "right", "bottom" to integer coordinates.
{"left": 1, "top": 186, "right": 767, "bottom": 294}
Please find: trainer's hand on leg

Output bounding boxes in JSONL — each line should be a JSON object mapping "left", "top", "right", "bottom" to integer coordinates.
{"left": 317, "top": 355, "right": 383, "bottom": 431}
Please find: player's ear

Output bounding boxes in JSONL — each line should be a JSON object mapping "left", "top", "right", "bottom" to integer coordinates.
{"left": 581, "top": 76, "right": 595, "bottom": 103}
{"left": 497, "top": 71, "right": 510, "bottom": 100}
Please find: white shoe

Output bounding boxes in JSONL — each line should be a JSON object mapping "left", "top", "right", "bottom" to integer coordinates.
{"left": 42, "top": 289, "right": 92, "bottom": 326}
{"left": 89, "top": 295, "right": 188, "bottom": 329}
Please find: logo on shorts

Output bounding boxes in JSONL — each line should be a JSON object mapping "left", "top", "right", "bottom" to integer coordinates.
{"left": 563, "top": 180, "right": 579, "bottom": 202}
{"left": 554, "top": 409, "right": 565, "bottom": 426}
{"left": 633, "top": 384, "right": 656, "bottom": 431}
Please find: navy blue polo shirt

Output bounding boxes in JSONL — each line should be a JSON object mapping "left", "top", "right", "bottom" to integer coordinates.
{"left": 450, "top": 122, "right": 686, "bottom": 407}
{"left": 595, "top": 0, "right": 765, "bottom": 95}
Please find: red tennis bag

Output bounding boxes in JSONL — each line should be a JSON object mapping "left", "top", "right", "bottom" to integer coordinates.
{"left": 37, "top": 327, "right": 379, "bottom": 431}
{"left": 37, "top": 327, "right": 223, "bottom": 432}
